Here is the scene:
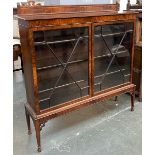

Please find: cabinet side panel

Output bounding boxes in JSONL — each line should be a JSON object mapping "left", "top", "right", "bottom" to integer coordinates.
{"left": 18, "top": 20, "right": 35, "bottom": 111}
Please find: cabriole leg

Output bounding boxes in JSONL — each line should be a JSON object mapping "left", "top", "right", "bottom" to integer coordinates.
{"left": 25, "top": 107, "right": 32, "bottom": 135}
{"left": 114, "top": 96, "right": 118, "bottom": 101}
{"left": 34, "top": 121, "right": 41, "bottom": 152}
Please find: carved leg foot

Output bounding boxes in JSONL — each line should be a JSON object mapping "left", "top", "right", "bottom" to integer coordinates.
{"left": 35, "top": 121, "right": 41, "bottom": 152}
{"left": 114, "top": 96, "right": 118, "bottom": 101}
{"left": 38, "top": 146, "right": 41, "bottom": 152}
{"left": 19, "top": 54, "right": 24, "bottom": 73}
{"left": 131, "top": 106, "right": 134, "bottom": 111}
{"left": 130, "top": 89, "right": 135, "bottom": 112}
{"left": 138, "top": 97, "right": 142, "bottom": 102}
{"left": 138, "top": 72, "right": 142, "bottom": 102}
{"left": 25, "top": 107, "right": 32, "bottom": 135}
{"left": 28, "top": 130, "right": 32, "bottom": 135}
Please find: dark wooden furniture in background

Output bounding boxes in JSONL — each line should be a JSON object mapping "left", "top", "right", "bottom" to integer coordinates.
{"left": 133, "top": 42, "right": 142, "bottom": 101}
{"left": 135, "top": 13, "right": 142, "bottom": 44}
{"left": 17, "top": 2, "right": 137, "bottom": 152}
{"left": 127, "top": 0, "right": 142, "bottom": 10}
{"left": 134, "top": 13, "right": 142, "bottom": 102}
{"left": 13, "top": 8, "right": 24, "bottom": 72}
{"left": 13, "top": 42, "right": 24, "bottom": 72}
{"left": 127, "top": 0, "right": 142, "bottom": 101}
{"left": 13, "top": 7, "right": 18, "bottom": 15}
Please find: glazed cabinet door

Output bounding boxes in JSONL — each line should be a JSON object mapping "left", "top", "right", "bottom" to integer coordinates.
{"left": 33, "top": 25, "right": 90, "bottom": 110}
{"left": 93, "top": 22, "right": 134, "bottom": 93}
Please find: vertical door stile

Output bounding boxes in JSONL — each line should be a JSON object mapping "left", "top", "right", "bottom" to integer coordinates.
{"left": 130, "top": 19, "right": 137, "bottom": 84}
{"left": 28, "top": 29, "right": 40, "bottom": 114}
{"left": 90, "top": 24, "right": 94, "bottom": 97}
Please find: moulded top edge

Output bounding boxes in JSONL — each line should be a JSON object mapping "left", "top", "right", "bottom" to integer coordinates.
{"left": 16, "top": 10, "right": 138, "bottom": 21}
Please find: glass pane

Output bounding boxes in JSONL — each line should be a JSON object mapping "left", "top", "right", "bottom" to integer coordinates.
{"left": 94, "top": 22, "right": 134, "bottom": 93}
{"left": 34, "top": 27, "right": 89, "bottom": 110}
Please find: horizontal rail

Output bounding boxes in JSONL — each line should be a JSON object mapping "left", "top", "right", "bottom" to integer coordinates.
{"left": 39, "top": 85, "right": 90, "bottom": 103}
{"left": 94, "top": 73, "right": 130, "bottom": 86}
{"left": 37, "top": 58, "right": 88, "bottom": 70}
{"left": 39, "top": 79, "right": 88, "bottom": 93}
{"left": 94, "top": 68, "right": 126, "bottom": 79}
{"left": 94, "top": 50, "right": 128, "bottom": 59}
{"left": 34, "top": 36, "right": 88, "bottom": 45}
{"left": 34, "top": 30, "right": 133, "bottom": 46}
{"left": 95, "top": 29, "right": 133, "bottom": 38}
{"left": 37, "top": 50, "right": 128, "bottom": 71}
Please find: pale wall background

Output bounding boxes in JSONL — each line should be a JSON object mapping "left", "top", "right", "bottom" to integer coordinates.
{"left": 13, "top": 0, "right": 137, "bottom": 10}
{"left": 13, "top": 0, "right": 137, "bottom": 37}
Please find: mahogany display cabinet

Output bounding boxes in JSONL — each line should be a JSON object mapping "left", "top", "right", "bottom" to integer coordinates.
{"left": 17, "top": 3, "right": 137, "bottom": 152}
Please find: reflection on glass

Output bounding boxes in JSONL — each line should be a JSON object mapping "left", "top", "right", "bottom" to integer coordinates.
{"left": 34, "top": 27, "right": 89, "bottom": 110}
{"left": 94, "top": 22, "right": 134, "bottom": 93}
